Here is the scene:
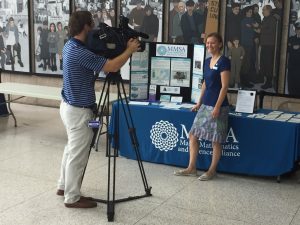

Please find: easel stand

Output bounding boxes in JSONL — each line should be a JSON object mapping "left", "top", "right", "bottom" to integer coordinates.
{"left": 88, "top": 72, "right": 152, "bottom": 222}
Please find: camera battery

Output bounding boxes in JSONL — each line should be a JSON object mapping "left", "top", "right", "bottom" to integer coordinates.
{"left": 88, "top": 120, "right": 101, "bottom": 128}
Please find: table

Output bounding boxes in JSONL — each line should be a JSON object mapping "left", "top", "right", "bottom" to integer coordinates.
{"left": 0, "top": 82, "right": 118, "bottom": 127}
{"left": 111, "top": 103, "right": 300, "bottom": 177}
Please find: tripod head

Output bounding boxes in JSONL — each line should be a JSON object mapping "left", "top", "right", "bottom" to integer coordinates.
{"left": 105, "top": 71, "right": 123, "bottom": 83}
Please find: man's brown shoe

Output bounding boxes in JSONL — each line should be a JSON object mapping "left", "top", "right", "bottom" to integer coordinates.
{"left": 56, "top": 189, "right": 93, "bottom": 200}
{"left": 56, "top": 189, "right": 64, "bottom": 196}
{"left": 64, "top": 198, "right": 97, "bottom": 208}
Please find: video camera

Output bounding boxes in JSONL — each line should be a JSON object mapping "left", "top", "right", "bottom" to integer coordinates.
{"left": 87, "top": 15, "right": 149, "bottom": 59}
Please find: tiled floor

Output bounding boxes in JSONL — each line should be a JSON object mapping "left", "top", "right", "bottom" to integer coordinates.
{"left": 0, "top": 103, "right": 300, "bottom": 225}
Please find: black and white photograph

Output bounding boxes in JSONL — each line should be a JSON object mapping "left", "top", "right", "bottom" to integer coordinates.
{"left": 0, "top": 0, "right": 29, "bottom": 72}
{"left": 168, "top": 0, "right": 219, "bottom": 44}
{"left": 285, "top": 0, "right": 300, "bottom": 96}
{"left": 75, "top": 0, "right": 116, "bottom": 28}
{"left": 121, "top": 0, "right": 163, "bottom": 42}
{"left": 33, "top": 0, "right": 70, "bottom": 75}
{"left": 225, "top": 0, "right": 283, "bottom": 91}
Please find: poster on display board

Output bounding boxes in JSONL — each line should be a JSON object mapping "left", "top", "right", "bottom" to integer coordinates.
{"left": 130, "top": 42, "right": 150, "bottom": 100}
{"left": 170, "top": 58, "right": 191, "bottom": 87}
{"left": 168, "top": 0, "right": 220, "bottom": 44}
{"left": 0, "top": 0, "right": 30, "bottom": 72}
{"left": 285, "top": 0, "right": 300, "bottom": 96}
{"left": 33, "top": 0, "right": 70, "bottom": 75}
{"left": 191, "top": 44, "right": 205, "bottom": 103}
{"left": 150, "top": 57, "right": 171, "bottom": 86}
{"left": 225, "top": 0, "right": 283, "bottom": 92}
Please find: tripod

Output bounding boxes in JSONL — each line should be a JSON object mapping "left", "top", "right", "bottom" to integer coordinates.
{"left": 86, "top": 72, "right": 152, "bottom": 222}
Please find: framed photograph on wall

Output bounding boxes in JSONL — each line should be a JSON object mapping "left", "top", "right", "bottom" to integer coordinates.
{"left": 120, "top": 0, "right": 163, "bottom": 42}
{"left": 74, "top": 0, "right": 116, "bottom": 27}
{"left": 285, "top": 0, "right": 300, "bottom": 96}
{"left": 0, "top": 0, "right": 30, "bottom": 72}
{"left": 224, "top": 0, "right": 283, "bottom": 91}
{"left": 168, "top": 0, "right": 220, "bottom": 44}
{"left": 33, "top": 0, "right": 70, "bottom": 75}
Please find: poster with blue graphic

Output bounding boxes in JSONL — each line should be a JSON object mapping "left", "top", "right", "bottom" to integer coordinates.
{"left": 150, "top": 57, "right": 171, "bottom": 86}
{"left": 170, "top": 58, "right": 191, "bottom": 87}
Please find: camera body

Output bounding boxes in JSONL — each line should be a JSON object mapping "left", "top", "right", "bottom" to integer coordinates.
{"left": 87, "top": 15, "right": 148, "bottom": 59}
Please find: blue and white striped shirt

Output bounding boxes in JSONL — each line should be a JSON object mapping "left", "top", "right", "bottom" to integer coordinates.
{"left": 61, "top": 38, "right": 107, "bottom": 107}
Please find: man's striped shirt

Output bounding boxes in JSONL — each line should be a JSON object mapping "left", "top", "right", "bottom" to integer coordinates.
{"left": 61, "top": 37, "right": 107, "bottom": 107}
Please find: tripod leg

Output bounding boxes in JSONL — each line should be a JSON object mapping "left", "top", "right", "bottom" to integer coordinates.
{"left": 80, "top": 76, "right": 110, "bottom": 186}
{"left": 117, "top": 78, "right": 152, "bottom": 195}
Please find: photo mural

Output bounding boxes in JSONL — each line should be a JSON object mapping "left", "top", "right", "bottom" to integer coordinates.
{"left": 74, "top": 0, "right": 116, "bottom": 27}
{"left": 225, "top": 0, "right": 283, "bottom": 92}
{"left": 33, "top": 0, "right": 70, "bottom": 75}
{"left": 285, "top": 0, "right": 300, "bottom": 96}
{"left": 168, "top": 0, "right": 220, "bottom": 44}
{"left": 0, "top": 0, "right": 30, "bottom": 72}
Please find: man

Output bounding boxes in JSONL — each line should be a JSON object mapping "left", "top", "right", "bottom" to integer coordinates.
{"left": 4, "top": 17, "right": 24, "bottom": 67}
{"left": 259, "top": 5, "right": 277, "bottom": 89}
{"left": 171, "top": 1, "right": 185, "bottom": 43}
{"left": 225, "top": 3, "right": 242, "bottom": 49}
{"left": 128, "top": 0, "right": 145, "bottom": 32}
{"left": 287, "top": 22, "right": 300, "bottom": 96}
{"left": 180, "top": 0, "right": 203, "bottom": 44}
{"left": 38, "top": 20, "right": 50, "bottom": 71}
{"left": 57, "top": 11, "right": 140, "bottom": 208}
{"left": 169, "top": 0, "right": 180, "bottom": 42}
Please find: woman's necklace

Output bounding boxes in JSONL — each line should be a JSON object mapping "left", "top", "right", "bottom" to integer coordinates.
{"left": 210, "top": 54, "right": 221, "bottom": 69}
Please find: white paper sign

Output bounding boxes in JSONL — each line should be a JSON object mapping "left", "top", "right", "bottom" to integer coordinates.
{"left": 235, "top": 90, "right": 256, "bottom": 113}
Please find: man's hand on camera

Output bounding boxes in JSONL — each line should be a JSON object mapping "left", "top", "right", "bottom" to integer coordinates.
{"left": 127, "top": 38, "right": 140, "bottom": 54}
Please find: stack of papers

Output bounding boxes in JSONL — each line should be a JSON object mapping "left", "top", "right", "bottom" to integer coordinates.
{"left": 230, "top": 112, "right": 242, "bottom": 116}
{"left": 262, "top": 111, "right": 283, "bottom": 120}
{"left": 274, "top": 113, "right": 295, "bottom": 122}
{"left": 179, "top": 103, "right": 195, "bottom": 109}
{"left": 288, "top": 118, "right": 300, "bottom": 123}
{"left": 159, "top": 102, "right": 181, "bottom": 110}
{"left": 247, "top": 113, "right": 266, "bottom": 119}
{"left": 129, "top": 101, "right": 149, "bottom": 105}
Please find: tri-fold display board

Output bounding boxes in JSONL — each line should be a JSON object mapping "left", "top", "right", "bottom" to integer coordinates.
{"left": 129, "top": 42, "right": 205, "bottom": 103}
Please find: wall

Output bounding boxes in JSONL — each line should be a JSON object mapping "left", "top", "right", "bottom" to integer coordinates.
{"left": 2, "top": 0, "right": 299, "bottom": 112}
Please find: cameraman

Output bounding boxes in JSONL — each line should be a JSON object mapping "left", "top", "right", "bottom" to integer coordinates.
{"left": 57, "top": 11, "right": 140, "bottom": 208}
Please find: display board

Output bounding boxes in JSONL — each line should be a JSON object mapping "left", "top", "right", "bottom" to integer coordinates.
{"left": 129, "top": 42, "right": 205, "bottom": 103}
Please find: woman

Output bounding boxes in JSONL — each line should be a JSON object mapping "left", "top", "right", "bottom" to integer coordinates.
{"left": 140, "top": 5, "right": 159, "bottom": 42}
{"left": 57, "top": 22, "right": 66, "bottom": 70}
{"left": 174, "top": 33, "right": 230, "bottom": 181}
{"left": 47, "top": 23, "right": 59, "bottom": 71}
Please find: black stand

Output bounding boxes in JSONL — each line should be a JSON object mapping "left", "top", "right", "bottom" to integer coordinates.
{"left": 86, "top": 72, "right": 152, "bottom": 222}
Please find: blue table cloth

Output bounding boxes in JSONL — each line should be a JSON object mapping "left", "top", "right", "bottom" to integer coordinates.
{"left": 110, "top": 103, "right": 300, "bottom": 176}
